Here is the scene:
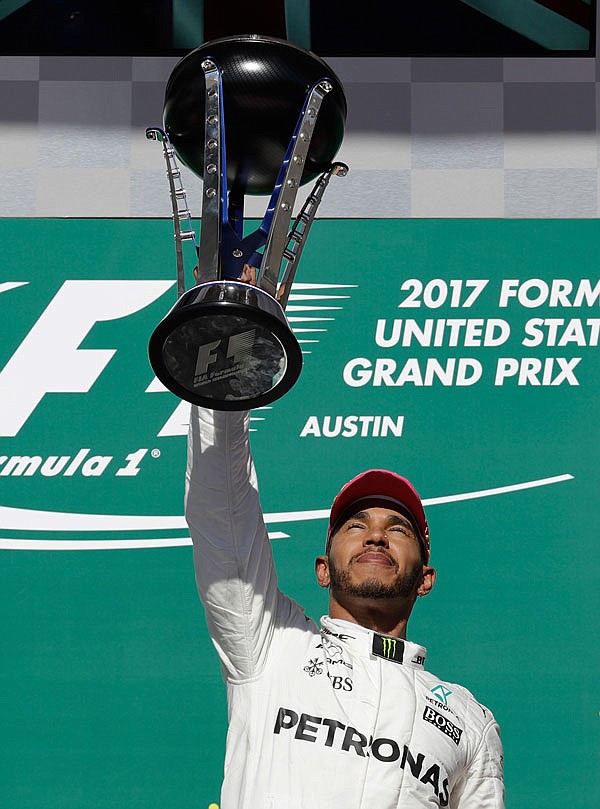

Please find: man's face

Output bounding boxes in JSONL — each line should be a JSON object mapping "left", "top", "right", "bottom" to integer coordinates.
{"left": 316, "top": 500, "right": 427, "bottom": 601}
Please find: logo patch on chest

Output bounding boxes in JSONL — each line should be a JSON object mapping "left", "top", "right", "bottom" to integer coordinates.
{"left": 372, "top": 633, "right": 405, "bottom": 663}
{"left": 303, "top": 658, "right": 324, "bottom": 677}
{"left": 422, "top": 706, "right": 463, "bottom": 745}
{"left": 430, "top": 684, "right": 452, "bottom": 705}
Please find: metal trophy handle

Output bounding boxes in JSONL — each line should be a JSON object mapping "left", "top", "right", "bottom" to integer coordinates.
{"left": 148, "top": 35, "right": 347, "bottom": 410}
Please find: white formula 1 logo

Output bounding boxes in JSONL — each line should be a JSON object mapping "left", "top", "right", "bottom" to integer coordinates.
{"left": 0, "top": 280, "right": 183, "bottom": 437}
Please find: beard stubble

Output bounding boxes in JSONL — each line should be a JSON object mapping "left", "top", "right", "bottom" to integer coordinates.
{"left": 328, "top": 554, "right": 422, "bottom": 600}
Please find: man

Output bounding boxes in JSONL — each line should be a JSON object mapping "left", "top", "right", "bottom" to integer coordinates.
{"left": 185, "top": 407, "right": 504, "bottom": 808}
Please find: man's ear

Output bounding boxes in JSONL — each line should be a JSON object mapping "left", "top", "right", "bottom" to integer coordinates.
{"left": 315, "top": 555, "right": 330, "bottom": 588}
{"left": 417, "top": 566, "right": 436, "bottom": 597}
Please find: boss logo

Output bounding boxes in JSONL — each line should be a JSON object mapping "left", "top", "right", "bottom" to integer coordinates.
{"left": 423, "top": 706, "right": 463, "bottom": 745}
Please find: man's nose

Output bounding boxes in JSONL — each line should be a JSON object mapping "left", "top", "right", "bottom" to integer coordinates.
{"left": 364, "top": 527, "right": 389, "bottom": 546}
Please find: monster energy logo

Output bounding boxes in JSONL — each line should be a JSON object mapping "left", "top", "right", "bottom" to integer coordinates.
{"left": 372, "top": 633, "right": 404, "bottom": 663}
{"left": 382, "top": 637, "right": 397, "bottom": 658}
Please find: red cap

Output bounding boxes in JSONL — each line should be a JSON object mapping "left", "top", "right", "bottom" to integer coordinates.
{"left": 327, "top": 469, "right": 430, "bottom": 562}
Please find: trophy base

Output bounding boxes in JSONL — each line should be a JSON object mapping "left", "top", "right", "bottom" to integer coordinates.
{"left": 148, "top": 281, "right": 303, "bottom": 410}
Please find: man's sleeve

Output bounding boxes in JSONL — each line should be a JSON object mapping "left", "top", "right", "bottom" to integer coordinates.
{"left": 451, "top": 717, "right": 505, "bottom": 808}
{"left": 184, "top": 406, "right": 279, "bottom": 682}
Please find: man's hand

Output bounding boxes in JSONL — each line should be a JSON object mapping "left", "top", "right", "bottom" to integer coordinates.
{"left": 240, "top": 264, "right": 257, "bottom": 285}
{"left": 193, "top": 263, "right": 258, "bottom": 285}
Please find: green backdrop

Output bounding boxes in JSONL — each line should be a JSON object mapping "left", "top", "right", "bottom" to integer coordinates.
{"left": 1, "top": 219, "right": 598, "bottom": 808}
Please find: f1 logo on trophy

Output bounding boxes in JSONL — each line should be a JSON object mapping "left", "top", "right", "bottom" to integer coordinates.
{"left": 147, "top": 35, "right": 348, "bottom": 410}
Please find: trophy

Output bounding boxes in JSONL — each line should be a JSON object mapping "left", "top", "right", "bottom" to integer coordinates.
{"left": 147, "top": 34, "right": 347, "bottom": 410}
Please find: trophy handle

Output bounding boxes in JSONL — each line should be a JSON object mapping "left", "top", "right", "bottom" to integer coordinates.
{"left": 276, "top": 161, "right": 349, "bottom": 309}
{"left": 196, "top": 58, "right": 225, "bottom": 284}
{"left": 146, "top": 126, "right": 198, "bottom": 299}
{"left": 193, "top": 56, "right": 263, "bottom": 284}
{"left": 258, "top": 79, "right": 333, "bottom": 299}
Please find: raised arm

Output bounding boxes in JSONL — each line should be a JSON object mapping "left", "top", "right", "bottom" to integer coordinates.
{"left": 184, "top": 406, "right": 279, "bottom": 681}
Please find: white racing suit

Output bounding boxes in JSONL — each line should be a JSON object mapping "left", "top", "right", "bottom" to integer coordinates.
{"left": 185, "top": 407, "right": 505, "bottom": 809}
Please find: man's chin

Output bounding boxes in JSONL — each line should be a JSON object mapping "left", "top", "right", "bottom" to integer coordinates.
{"left": 328, "top": 558, "right": 421, "bottom": 600}
{"left": 336, "top": 577, "right": 407, "bottom": 601}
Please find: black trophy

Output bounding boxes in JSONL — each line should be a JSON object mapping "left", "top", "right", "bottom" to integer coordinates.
{"left": 147, "top": 34, "right": 347, "bottom": 410}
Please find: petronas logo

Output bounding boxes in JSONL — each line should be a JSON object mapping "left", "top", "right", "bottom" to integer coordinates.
{"left": 382, "top": 637, "right": 397, "bottom": 658}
